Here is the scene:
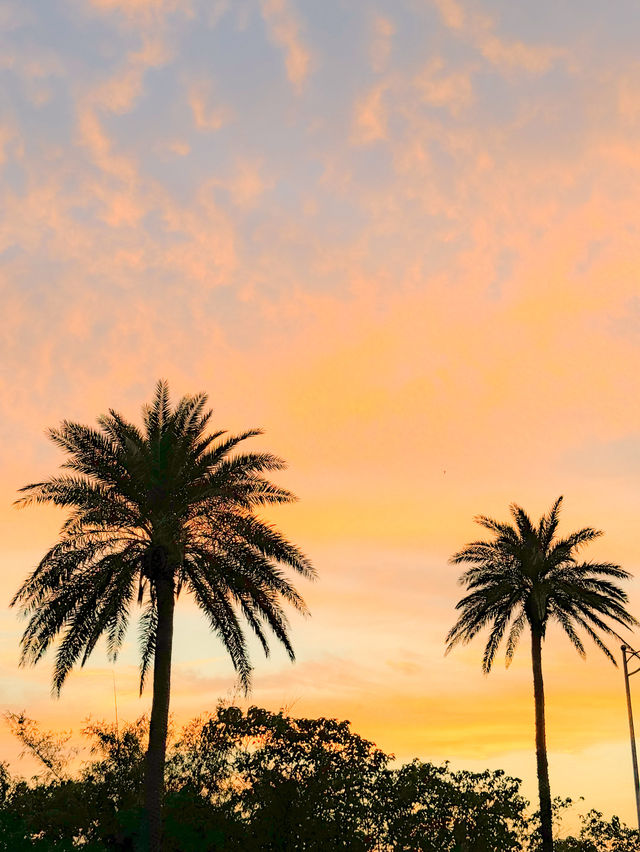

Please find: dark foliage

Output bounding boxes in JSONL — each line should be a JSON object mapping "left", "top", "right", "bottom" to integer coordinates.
{"left": 383, "top": 760, "right": 529, "bottom": 851}
{"left": 2, "top": 706, "right": 635, "bottom": 851}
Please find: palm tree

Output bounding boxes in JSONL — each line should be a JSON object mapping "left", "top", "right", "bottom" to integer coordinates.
{"left": 11, "top": 380, "right": 315, "bottom": 851}
{"left": 445, "top": 497, "right": 637, "bottom": 852}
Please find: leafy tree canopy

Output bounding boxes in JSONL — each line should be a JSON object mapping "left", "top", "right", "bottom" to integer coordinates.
{"left": 2, "top": 706, "right": 636, "bottom": 851}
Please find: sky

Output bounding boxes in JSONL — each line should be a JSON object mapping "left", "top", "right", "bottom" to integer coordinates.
{"left": 2, "top": 0, "right": 640, "bottom": 829}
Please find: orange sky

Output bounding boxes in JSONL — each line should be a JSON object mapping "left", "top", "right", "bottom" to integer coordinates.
{"left": 3, "top": 0, "right": 640, "bottom": 829}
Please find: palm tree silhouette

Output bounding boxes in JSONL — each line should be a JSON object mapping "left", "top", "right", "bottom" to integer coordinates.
{"left": 446, "top": 497, "right": 637, "bottom": 852}
{"left": 11, "top": 381, "right": 314, "bottom": 850}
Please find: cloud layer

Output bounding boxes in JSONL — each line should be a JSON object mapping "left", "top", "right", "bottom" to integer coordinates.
{"left": 3, "top": 0, "right": 640, "bottom": 824}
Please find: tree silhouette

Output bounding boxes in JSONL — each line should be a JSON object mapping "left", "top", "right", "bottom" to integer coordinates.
{"left": 446, "top": 497, "right": 637, "bottom": 852}
{"left": 1, "top": 707, "right": 538, "bottom": 851}
{"left": 11, "top": 380, "right": 314, "bottom": 850}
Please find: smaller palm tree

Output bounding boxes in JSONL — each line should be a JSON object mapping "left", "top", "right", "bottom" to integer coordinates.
{"left": 446, "top": 497, "right": 637, "bottom": 852}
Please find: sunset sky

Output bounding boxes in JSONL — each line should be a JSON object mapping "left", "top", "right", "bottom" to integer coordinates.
{"left": 3, "top": 0, "right": 640, "bottom": 829}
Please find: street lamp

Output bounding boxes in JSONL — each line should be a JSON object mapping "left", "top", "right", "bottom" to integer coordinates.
{"left": 621, "top": 643, "right": 640, "bottom": 829}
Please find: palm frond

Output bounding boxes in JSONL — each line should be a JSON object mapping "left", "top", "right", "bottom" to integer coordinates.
{"left": 447, "top": 498, "right": 637, "bottom": 673}
{"left": 538, "top": 496, "right": 563, "bottom": 549}
{"left": 11, "top": 380, "right": 312, "bottom": 706}
{"left": 186, "top": 562, "right": 252, "bottom": 693}
{"left": 138, "top": 594, "right": 158, "bottom": 695}
{"left": 504, "top": 609, "right": 526, "bottom": 666}
{"left": 509, "top": 503, "right": 535, "bottom": 540}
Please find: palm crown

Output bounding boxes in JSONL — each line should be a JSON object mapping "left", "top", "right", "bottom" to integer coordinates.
{"left": 11, "top": 380, "right": 315, "bottom": 694}
{"left": 445, "top": 497, "right": 637, "bottom": 672}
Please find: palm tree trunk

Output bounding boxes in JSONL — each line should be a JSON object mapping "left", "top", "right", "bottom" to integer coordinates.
{"left": 143, "top": 574, "right": 175, "bottom": 852}
{"left": 531, "top": 628, "right": 553, "bottom": 852}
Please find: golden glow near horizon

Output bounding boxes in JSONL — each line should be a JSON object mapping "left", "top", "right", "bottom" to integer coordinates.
{"left": 3, "top": 0, "right": 640, "bottom": 827}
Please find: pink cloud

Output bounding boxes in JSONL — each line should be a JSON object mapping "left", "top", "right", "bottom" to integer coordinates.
{"left": 351, "top": 82, "right": 388, "bottom": 145}
{"left": 370, "top": 15, "right": 395, "bottom": 74}
{"left": 86, "top": 0, "right": 192, "bottom": 28}
{"left": 260, "top": 0, "right": 311, "bottom": 92}
{"left": 414, "top": 58, "right": 473, "bottom": 113}
{"left": 188, "top": 80, "right": 232, "bottom": 131}
{"left": 432, "top": 0, "right": 562, "bottom": 74}
{"left": 92, "top": 38, "right": 170, "bottom": 114}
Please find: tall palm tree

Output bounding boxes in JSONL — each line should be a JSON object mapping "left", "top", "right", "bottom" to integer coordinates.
{"left": 11, "top": 381, "right": 314, "bottom": 851}
{"left": 445, "top": 497, "right": 637, "bottom": 852}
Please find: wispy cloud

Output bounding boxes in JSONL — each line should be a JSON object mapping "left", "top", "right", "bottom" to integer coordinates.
{"left": 260, "top": 0, "right": 311, "bottom": 92}
{"left": 86, "top": 0, "right": 191, "bottom": 28}
{"left": 370, "top": 15, "right": 395, "bottom": 74}
{"left": 431, "top": 0, "right": 563, "bottom": 73}
{"left": 188, "top": 79, "right": 232, "bottom": 131}
{"left": 351, "top": 82, "right": 388, "bottom": 144}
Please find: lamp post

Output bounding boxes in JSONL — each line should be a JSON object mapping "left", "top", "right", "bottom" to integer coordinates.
{"left": 621, "top": 643, "right": 640, "bottom": 830}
